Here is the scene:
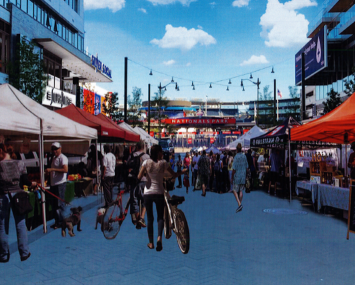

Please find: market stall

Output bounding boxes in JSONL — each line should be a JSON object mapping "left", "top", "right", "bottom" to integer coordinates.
{"left": 0, "top": 84, "right": 98, "bottom": 232}
{"left": 225, "top": 126, "right": 265, "bottom": 150}
{"left": 133, "top": 126, "right": 159, "bottom": 147}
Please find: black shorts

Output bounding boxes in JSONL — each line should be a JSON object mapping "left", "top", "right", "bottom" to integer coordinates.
{"left": 270, "top": 171, "right": 278, "bottom": 184}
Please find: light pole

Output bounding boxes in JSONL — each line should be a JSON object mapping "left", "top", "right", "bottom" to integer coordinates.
{"left": 241, "top": 78, "right": 261, "bottom": 125}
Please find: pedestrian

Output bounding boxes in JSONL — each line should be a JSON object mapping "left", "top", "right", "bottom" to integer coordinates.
{"left": 169, "top": 154, "right": 175, "bottom": 171}
{"left": 176, "top": 154, "right": 183, "bottom": 188}
{"left": 348, "top": 142, "right": 355, "bottom": 179}
{"left": 214, "top": 153, "right": 223, "bottom": 193}
{"left": 137, "top": 145, "right": 186, "bottom": 251}
{"left": 183, "top": 152, "right": 191, "bottom": 193}
{"left": 228, "top": 151, "right": 234, "bottom": 192}
{"left": 87, "top": 145, "right": 103, "bottom": 195}
{"left": 46, "top": 142, "right": 68, "bottom": 229}
{"left": 246, "top": 149, "right": 256, "bottom": 191}
{"left": 126, "top": 141, "right": 149, "bottom": 229}
{"left": 198, "top": 150, "right": 210, "bottom": 197}
{"left": 102, "top": 145, "right": 116, "bottom": 207}
{"left": 192, "top": 152, "right": 199, "bottom": 189}
{"left": 209, "top": 153, "right": 216, "bottom": 192}
{"left": 0, "top": 144, "right": 36, "bottom": 262}
{"left": 231, "top": 143, "right": 249, "bottom": 213}
{"left": 268, "top": 149, "right": 282, "bottom": 195}
{"left": 222, "top": 151, "right": 230, "bottom": 192}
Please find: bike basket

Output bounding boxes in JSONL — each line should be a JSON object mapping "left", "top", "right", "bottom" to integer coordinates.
{"left": 164, "top": 177, "right": 176, "bottom": 191}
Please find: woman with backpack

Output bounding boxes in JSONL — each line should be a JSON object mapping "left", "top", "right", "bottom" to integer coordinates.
{"left": 214, "top": 154, "right": 223, "bottom": 194}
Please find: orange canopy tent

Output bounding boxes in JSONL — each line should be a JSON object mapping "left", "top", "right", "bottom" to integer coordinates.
{"left": 291, "top": 92, "right": 355, "bottom": 144}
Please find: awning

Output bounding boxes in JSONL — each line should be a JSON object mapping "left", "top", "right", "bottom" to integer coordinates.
{"left": 35, "top": 38, "right": 112, "bottom": 83}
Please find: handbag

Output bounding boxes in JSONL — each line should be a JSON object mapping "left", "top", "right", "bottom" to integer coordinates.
{"left": 11, "top": 191, "right": 33, "bottom": 215}
{"left": 195, "top": 175, "right": 202, "bottom": 190}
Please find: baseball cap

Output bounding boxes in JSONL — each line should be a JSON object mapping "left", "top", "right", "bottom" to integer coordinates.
{"left": 51, "top": 142, "right": 61, "bottom": 149}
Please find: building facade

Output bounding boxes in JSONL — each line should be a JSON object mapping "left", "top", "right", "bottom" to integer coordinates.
{"left": 0, "top": 0, "right": 112, "bottom": 109}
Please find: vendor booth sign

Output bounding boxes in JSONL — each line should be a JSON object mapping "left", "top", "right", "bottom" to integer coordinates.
{"left": 297, "top": 149, "right": 338, "bottom": 169}
{"left": 43, "top": 87, "right": 75, "bottom": 108}
{"left": 91, "top": 55, "right": 112, "bottom": 79}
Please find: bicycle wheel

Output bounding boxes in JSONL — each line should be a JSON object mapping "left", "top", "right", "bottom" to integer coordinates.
{"left": 102, "top": 202, "right": 121, "bottom": 240}
{"left": 164, "top": 205, "right": 172, "bottom": 239}
{"left": 173, "top": 209, "right": 190, "bottom": 254}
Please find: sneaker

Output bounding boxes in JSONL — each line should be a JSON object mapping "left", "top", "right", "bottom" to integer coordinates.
{"left": 136, "top": 223, "right": 141, "bottom": 230}
{"left": 236, "top": 205, "right": 243, "bottom": 213}
{"left": 137, "top": 218, "right": 147, "bottom": 228}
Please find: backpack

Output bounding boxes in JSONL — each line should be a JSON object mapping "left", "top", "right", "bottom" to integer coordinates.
{"left": 214, "top": 160, "right": 221, "bottom": 172}
{"left": 127, "top": 152, "right": 145, "bottom": 179}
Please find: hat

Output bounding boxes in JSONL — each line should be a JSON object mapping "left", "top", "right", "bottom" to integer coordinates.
{"left": 51, "top": 142, "right": 61, "bottom": 149}
{"left": 237, "top": 143, "right": 242, "bottom": 149}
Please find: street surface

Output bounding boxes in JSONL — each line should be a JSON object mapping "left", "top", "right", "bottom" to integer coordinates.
{"left": 2, "top": 183, "right": 355, "bottom": 284}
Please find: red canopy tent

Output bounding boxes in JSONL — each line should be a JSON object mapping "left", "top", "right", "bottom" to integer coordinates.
{"left": 291, "top": 93, "right": 355, "bottom": 144}
{"left": 96, "top": 113, "right": 139, "bottom": 142}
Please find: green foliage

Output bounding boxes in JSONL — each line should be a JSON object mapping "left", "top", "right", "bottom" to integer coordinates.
{"left": 152, "top": 87, "right": 170, "bottom": 138}
{"left": 102, "top": 92, "right": 122, "bottom": 121}
{"left": 344, "top": 66, "right": 355, "bottom": 97}
{"left": 323, "top": 88, "right": 342, "bottom": 114}
{"left": 8, "top": 36, "right": 46, "bottom": 103}
{"left": 257, "top": 85, "right": 274, "bottom": 127}
{"left": 128, "top": 87, "right": 143, "bottom": 127}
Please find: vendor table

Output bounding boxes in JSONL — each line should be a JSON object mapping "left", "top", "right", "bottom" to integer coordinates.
{"left": 317, "top": 184, "right": 349, "bottom": 212}
{"left": 296, "top": 181, "right": 318, "bottom": 205}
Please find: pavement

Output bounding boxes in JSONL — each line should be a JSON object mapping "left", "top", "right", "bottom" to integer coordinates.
{"left": 2, "top": 182, "right": 355, "bottom": 285}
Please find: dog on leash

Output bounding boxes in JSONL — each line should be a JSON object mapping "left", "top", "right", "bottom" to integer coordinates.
{"left": 95, "top": 207, "right": 106, "bottom": 230}
{"left": 62, "top": 207, "right": 82, "bottom": 237}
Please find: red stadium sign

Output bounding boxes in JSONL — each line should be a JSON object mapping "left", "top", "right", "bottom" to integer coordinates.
{"left": 210, "top": 137, "right": 215, "bottom": 144}
{"left": 163, "top": 118, "right": 236, "bottom": 125}
{"left": 188, "top": 138, "right": 192, "bottom": 144}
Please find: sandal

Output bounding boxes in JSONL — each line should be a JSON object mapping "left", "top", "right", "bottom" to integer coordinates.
{"left": 156, "top": 240, "right": 163, "bottom": 252}
{"left": 147, "top": 243, "right": 154, "bottom": 249}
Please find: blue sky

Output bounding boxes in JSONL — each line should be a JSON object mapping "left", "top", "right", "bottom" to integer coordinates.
{"left": 84, "top": 0, "right": 319, "bottom": 106}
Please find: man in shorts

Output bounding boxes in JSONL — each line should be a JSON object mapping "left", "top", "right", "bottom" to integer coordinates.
{"left": 198, "top": 150, "right": 210, "bottom": 197}
{"left": 231, "top": 143, "right": 249, "bottom": 213}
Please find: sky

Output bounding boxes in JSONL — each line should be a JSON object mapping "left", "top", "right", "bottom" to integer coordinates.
{"left": 83, "top": 0, "right": 319, "bottom": 106}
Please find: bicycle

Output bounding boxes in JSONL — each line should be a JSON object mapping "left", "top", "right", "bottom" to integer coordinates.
{"left": 101, "top": 190, "right": 131, "bottom": 240}
{"left": 163, "top": 177, "right": 190, "bottom": 254}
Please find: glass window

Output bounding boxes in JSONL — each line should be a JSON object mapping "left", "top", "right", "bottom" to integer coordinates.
{"left": 28, "top": 1, "right": 33, "bottom": 16}
{"left": 62, "top": 25, "right": 66, "bottom": 40}
{"left": 33, "top": 2, "right": 37, "bottom": 19}
{"left": 16, "top": 0, "right": 20, "bottom": 8}
{"left": 57, "top": 22, "right": 62, "bottom": 37}
{"left": 68, "top": 30, "right": 72, "bottom": 44}
{"left": 21, "top": 0, "right": 27, "bottom": 12}
{"left": 73, "top": 0, "right": 78, "bottom": 12}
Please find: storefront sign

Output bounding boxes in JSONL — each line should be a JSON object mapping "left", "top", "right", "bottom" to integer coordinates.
{"left": 163, "top": 118, "right": 236, "bottom": 125}
{"left": 91, "top": 55, "right": 112, "bottom": 79}
{"left": 43, "top": 86, "right": 76, "bottom": 108}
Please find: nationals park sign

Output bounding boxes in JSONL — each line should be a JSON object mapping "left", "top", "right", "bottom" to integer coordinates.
{"left": 163, "top": 118, "right": 236, "bottom": 125}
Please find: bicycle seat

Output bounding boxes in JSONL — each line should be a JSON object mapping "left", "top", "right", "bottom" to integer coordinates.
{"left": 168, "top": 195, "right": 185, "bottom": 206}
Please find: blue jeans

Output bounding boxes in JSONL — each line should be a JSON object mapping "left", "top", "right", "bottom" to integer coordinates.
{"left": 51, "top": 182, "right": 67, "bottom": 224}
{"left": 0, "top": 193, "right": 30, "bottom": 261}
{"left": 130, "top": 181, "right": 145, "bottom": 215}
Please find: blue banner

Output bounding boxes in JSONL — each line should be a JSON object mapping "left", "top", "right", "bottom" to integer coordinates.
{"left": 94, "top": 94, "right": 101, "bottom": 115}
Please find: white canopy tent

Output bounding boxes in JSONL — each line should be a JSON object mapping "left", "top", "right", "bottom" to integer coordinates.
{"left": 133, "top": 127, "right": 158, "bottom": 146}
{"left": 0, "top": 84, "right": 98, "bottom": 232}
{"left": 225, "top": 126, "right": 265, "bottom": 150}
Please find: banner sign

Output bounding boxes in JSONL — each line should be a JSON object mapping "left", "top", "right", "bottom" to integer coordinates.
{"left": 150, "top": 132, "right": 154, "bottom": 137}
{"left": 43, "top": 86, "right": 75, "bottom": 108}
{"left": 296, "top": 149, "right": 338, "bottom": 169}
{"left": 163, "top": 118, "right": 236, "bottom": 125}
{"left": 94, "top": 94, "right": 101, "bottom": 115}
{"left": 210, "top": 137, "right": 215, "bottom": 144}
{"left": 188, "top": 138, "right": 192, "bottom": 144}
{"left": 295, "top": 26, "right": 327, "bottom": 85}
{"left": 91, "top": 55, "right": 112, "bottom": 79}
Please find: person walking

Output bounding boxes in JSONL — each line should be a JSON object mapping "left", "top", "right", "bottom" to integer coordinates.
{"left": 222, "top": 152, "right": 230, "bottom": 193}
{"left": 214, "top": 154, "right": 223, "bottom": 193}
{"left": 176, "top": 155, "right": 183, "bottom": 188}
{"left": 228, "top": 152, "right": 234, "bottom": 192}
{"left": 46, "top": 142, "right": 68, "bottom": 229}
{"left": 268, "top": 149, "right": 282, "bottom": 195}
{"left": 198, "top": 150, "right": 210, "bottom": 197}
{"left": 209, "top": 153, "right": 216, "bottom": 192}
{"left": 192, "top": 152, "right": 199, "bottom": 189}
{"left": 231, "top": 143, "right": 249, "bottom": 213}
{"left": 102, "top": 145, "right": 116, "bottom": 207}
{"left": 87, "top": 145, "right": 103, "bottom": 195}
{"left": 246, "top": 149, "right": 256, "bottom": 191}
{"left": 126, "top": 141, "right": 149, "bottom": 229}
{"left": 137, "top": 145, "right": 185, "bottom": 251}
{"left": 0, "top": 144, "right": 36, "bottom": 262}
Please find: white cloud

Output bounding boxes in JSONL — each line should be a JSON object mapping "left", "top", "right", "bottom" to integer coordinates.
{"left": 84, "top": 0, "right": 125, "bottom": 12}
{"left": 146, "top": 0, "right": 197, "bottom": 6}
{"left": 240, "top": 55, "right": 269, "bottom": 66}
{"left": 163, "top": 60, "right": 176, "bottom": 66}
{"left": 186, "top": 62, "right": 191, "bottom": 66}
{"left": 138, "top": 8, "right": 147, "bottom": 13}
{"left": 150, "top": 24, "right": 216, "bottom": 50}
{"left": 210, "top": 2, "right": 217, "bottom": 7}
{"left": 198, "top": 25, "right": 203, "bottom": 29}
{"left": 232, "top": 0, "right": 250, "bottom": 7}
{"left": 260, "top": 0, "right": 317, "bottom": 48}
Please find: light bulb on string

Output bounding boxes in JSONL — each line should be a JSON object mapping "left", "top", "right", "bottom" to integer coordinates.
{"left": 229, "top": 79, "right": 232, "bottom": 84}
{"left": 209, "top": 83, "right": 212, "bottom": 88}
{"left": 149, "top": 70, "right": 153, "bottom": 76}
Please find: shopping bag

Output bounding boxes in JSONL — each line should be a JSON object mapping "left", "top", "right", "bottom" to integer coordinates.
{"left": 195, "top": 175, "right": 201, "bottom": 190}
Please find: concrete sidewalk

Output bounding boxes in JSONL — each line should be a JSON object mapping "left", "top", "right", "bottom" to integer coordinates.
{"left": 2, "top": 186, "right": 355, "bottom": 285}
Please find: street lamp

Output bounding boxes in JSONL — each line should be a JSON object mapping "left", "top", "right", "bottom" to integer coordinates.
{"left": 241, "top": 78, "right": 261, "bottom": 125}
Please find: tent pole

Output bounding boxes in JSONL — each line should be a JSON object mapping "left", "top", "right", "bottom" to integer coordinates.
{"left": 39, "top": 119, "right": 47, "bottom": 233}
{"left": 345, "top": 144, "right": 348, "bottom": 177}
{"left": 95, "top": 139, "right": 98, "bottom": 197}
{"left": 288, "top": 132, "right": 292, "bottom": 203}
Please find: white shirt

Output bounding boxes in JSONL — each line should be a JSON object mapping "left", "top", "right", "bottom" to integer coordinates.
{"left": 103, "top": 152, "right": 116, "bottom": 177}
{"left": 193, "top": 156, "right": 200, "bottom": 170}
{"left": 50, "top": 153, "right": 68, "bottom": 186}
{"left": 257, "top": 155, "right": 265, "bottom": 163}
{"left": 143, "top": 159, "right": 170, "bottom": 195}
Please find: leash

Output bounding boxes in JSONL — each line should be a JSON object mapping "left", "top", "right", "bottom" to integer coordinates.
{"left": 37, "top": 184, "right": 72, "bottom": 206}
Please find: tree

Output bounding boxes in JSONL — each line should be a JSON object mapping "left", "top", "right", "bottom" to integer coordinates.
{"left": 8, "top": 36, "right": 46, "bottom": 103}
{"left": 344, "top": 66, "right": 355, "bottom": 97}
{"left": 282, "top": 86, "right": 300, "bottom": 121}
{"left": 257, "top": 85, "right": 273, "bottom": 127}
{"left": 152, "top": 87, "right": 170, "bottom": 139}
{"left": 323, "top": 88, "right": 341, "bottom": 114}
{"left": 127, "top": 87, "right": 143, "bottom": 127}
{"left": 102, "top": 92, "right": 121, "bottom": 121}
